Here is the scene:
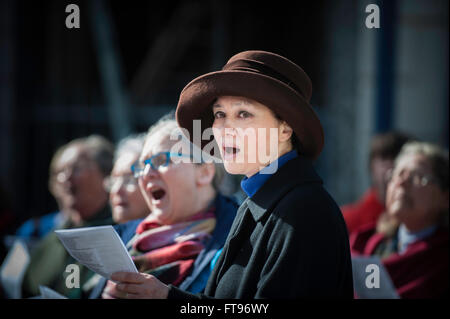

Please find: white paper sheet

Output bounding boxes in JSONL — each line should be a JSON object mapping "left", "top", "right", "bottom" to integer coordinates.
{"left": 351, "top": 255, "right": 400, "bottom": 299}
{"left": 55, "top": 225, "right": 138, "bottom": 280}
{"left": 0, "top": 239, "right": 30, "bottom": 299}
{"left": 39, "top": 285, "right": 68, "bottom": 299}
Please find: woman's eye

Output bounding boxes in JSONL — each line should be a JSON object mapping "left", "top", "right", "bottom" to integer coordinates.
{"left": 238, "top": 111, "right": 251, "bottom": 118}
{"left": 214, "top": 111, "right": 225, "bottom": 119}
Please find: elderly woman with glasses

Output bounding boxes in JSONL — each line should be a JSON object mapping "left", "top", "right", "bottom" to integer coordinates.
{"left": 94, "top": 116, "right": 238, "bottom": 299}
{"left": 350, "top": 141, "right": 449, "bottom": 298}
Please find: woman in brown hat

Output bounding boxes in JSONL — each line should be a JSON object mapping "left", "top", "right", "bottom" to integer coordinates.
{"left": 109, "top": 50, "right": 354, "bottom": 298}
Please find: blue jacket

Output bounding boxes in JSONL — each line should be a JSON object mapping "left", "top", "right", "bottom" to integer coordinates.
{"left": 89, "top": 193, "right": 238, "bottom": 298}
{"left": 16, "top": 211, "right": 66, "bottom": 240}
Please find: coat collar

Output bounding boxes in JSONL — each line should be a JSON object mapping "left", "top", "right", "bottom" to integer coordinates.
{"left": 240, "top": 150, "right": 298, "bottom": 197}
{"left": 246, "top": 156, "right": 322, "bottom": 222}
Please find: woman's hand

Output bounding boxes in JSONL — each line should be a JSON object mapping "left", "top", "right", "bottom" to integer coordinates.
{"left": 102, "top": 272, "right": 169, "bottom": 299}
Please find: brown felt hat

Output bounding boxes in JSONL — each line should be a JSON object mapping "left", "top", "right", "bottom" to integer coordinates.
{"left": 175, "top": 50, "right": 324, "bottom": 160}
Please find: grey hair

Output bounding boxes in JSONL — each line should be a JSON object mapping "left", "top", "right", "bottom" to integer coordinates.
{"left": 396, "top": 141, "right": 449, "bottom": 191}
{"left": 114, "top": 133, "right": 147, "bottom": 163}
{"left": 145, "top": 112, "right": 203, "bottom": 163}
{"left": 146, "top": 112, "right": 181, "bottom": 147}
{"left": 83, "top": 135, "right": 115, "bottom": 177}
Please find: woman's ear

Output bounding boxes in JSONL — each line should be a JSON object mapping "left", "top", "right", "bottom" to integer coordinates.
{"left": 278, "top": 121, "right": 293, "bottom": 143}
{"left": 195, "top": 163, "right": 216, "bottom": 187}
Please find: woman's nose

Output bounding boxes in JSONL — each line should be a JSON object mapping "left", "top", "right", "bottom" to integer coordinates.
{"left": 225, "top": 117, "right": 240, "bottom": 130}
{"left": 140, "top": 165, "right": 160, "bottom": 181}
{"left": 221, "top": 119, "right": 239, "bottom": 137}
{"left": 224, "top": 125, "right": 237, "bottom": 135}
{"left": 215, "top": 115, "right": 237, "bottom": 129}
{"left": 110, "top": 180, "right": 125, "bottom": 195}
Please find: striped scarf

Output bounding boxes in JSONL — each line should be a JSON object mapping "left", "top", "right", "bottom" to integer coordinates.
{"left": 127, "top": 207, "right": 216, "bottom": 286}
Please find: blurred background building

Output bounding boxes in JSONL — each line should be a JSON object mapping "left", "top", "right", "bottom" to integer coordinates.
{"left": 0, "top": 0, "right": 448, "bottom": 230}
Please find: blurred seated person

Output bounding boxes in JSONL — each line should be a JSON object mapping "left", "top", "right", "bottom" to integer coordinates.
{"left": 0, "top": 185, "right": 15, "bottom": 239}
{"left": 105, "top": 133, "right": 150, "bottom": 224}
{"left": 15, "top": 144, "right": 74, "bottom": 244}
{"left": 350, "top": 141, "right": 449, "bottom": 298}
{"left": 1, "top": 185, "right": 15, "bottom": 263}
{"left": 341, "top": 131, "right": 412, "bottom": 234}
{"left": 15, "top": 212, "right": 66, "bottom": 245}
{"left": 21, "top": 135, "right": 114, "bottom": 298}
{"left": 91, "top": 116, "right": 238, "bottom": 298}
{"left": 80, "top": 133, "right": 150, "bottom": 295}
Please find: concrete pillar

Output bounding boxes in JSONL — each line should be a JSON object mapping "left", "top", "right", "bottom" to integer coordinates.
{"left": 393, "top": 0, "right": 448, "bottom": 146}
{"left": 353, "top": 0, "right": 383, "bottom": 198}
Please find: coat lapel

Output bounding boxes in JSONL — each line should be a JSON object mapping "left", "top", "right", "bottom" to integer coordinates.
{"left": 205, "top": 198, "right": 249, "bottom": 292}
{"left": 205, "top": 156, "right": 323, "bottom": 296}
{"left": 250, "top": 156, "right": 322, "bottom": 216}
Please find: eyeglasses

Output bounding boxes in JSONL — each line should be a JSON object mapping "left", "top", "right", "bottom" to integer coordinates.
{"left": 131, "top": 152, "right": 191, "bottom": 178}
{"left": 103, "top": 174, "right": 138, "bottom": 192}
{"left": 52, "top": 159, "right": 93, "bottom": 183}
{"left": 386, "top": 169, "right": 437, "bottom": 187}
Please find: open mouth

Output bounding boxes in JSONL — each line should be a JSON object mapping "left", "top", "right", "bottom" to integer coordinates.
{"left": 223, "top": 146, "right": 240, "bottom": 155}
{"left": 151, "top": 188, "right": 166, "bottom": 201}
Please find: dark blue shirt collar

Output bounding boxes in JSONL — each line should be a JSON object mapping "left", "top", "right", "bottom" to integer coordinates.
{"left": 241, "top": 150, "right": 298, "bottom": 198}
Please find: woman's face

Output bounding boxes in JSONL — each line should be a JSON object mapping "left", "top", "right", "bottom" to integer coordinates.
{"left": 138, "top": 132, "right": 202, "bottom": 225}
{"left": 212, "top": 96, "right": 292, "bottom": 177}
{"left": 109, "top": 153, "right": 150, "bottom": 224}
{"left": 51, "top": 144, "right": 107, "bottom": 219}
{"left": 370, "top": 157, "right": 395, "bottom": 203}
{"left": 385, "top": 153, "right": 448, "bottom": 231}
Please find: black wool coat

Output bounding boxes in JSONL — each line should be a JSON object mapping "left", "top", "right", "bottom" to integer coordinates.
{"left": 168, "top": 156, "right": 354, "bottom": 298}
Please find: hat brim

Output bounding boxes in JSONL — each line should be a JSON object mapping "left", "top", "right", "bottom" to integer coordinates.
{"left": 176, "top": 70, "right": 324, "bottom": 160}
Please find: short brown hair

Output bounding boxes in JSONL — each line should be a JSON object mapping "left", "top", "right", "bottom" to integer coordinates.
{"left": 369, "top": 131, "right": 413, "bottom": 164}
